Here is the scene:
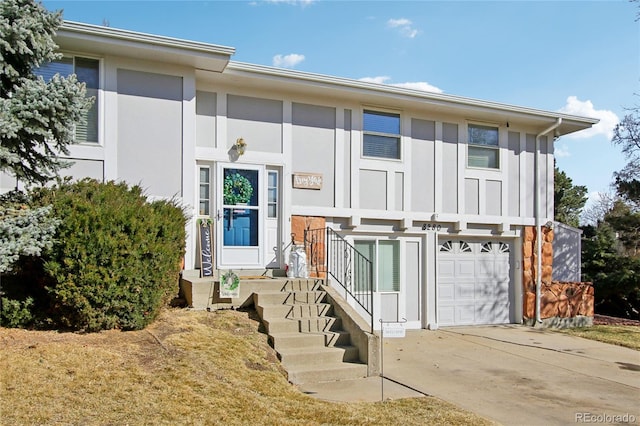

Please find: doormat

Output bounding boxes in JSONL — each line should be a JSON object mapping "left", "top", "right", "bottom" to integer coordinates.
{"left": 238, "top": 276, "right": 272, "bottom": 280}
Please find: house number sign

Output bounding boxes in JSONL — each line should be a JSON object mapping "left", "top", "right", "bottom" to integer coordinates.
{"left": 422, "top": 223, "right": 442, "bottom": 231}
{"left": 293, "top": 173, "right": 323, "bottom": 190}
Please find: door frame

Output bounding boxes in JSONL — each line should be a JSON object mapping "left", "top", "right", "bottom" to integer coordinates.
{"left": 216, "top": 162, "right": 265, "bottom": 269}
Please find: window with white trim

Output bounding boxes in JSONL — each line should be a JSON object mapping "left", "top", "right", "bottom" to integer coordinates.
{"left": 199, "top": 167, "right": 211, "bottom": 216}
{"left": 467, "top": 124, "right": 499, "bottom": 169}
{"left": 36, "top": 56, "right": 99, "bottom": 143}
{"left": 267, "top": 171, "right": 278, "bottom": 218}
{"left": 363, "top": 110, "right": 401, "bottom": 159}
{"left": 354, "top": 239, "right": 400, "bottom": 292}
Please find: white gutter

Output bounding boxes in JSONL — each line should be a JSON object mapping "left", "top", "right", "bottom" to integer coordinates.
{"left": 534, "top": 118, "right": 562, "bottom": 323}
{"left": 60, "top": 21, "right": 236, "bottom": 56}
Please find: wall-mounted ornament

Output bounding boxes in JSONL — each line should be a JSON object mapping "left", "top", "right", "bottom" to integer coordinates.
{"left": 234, "top": 137, "right": 247, "bottom": 156}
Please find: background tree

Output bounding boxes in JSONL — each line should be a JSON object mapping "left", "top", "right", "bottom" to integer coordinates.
{"left": 554, "top": 163, "right": 588, "bottom": 227}
{"left": 0, "top": 0, "right": 92, "bottom": 273}
{"left": 612, "top": 103, "right": 640, "bottom": 208}
{"left": 581, "top": 191, "right": 615, "bottom": 226}
{"left": 581, "top": 100, "right": 640, "bottom": 320}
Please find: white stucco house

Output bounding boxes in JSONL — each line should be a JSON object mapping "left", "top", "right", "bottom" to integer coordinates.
{"left": 1, "top": 22, "right": 598, "bottom": 331}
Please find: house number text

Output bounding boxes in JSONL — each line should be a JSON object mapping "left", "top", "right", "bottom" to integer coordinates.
{"left": 422, "top": 223, "right": 441, "bottom": 231}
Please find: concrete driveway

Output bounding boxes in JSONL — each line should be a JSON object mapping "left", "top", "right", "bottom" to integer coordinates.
{"left": 382, "top": 326, "right": 640, "bottom": 425}
{"left": 299, "top": 325, "right": 639, "bottom": 425}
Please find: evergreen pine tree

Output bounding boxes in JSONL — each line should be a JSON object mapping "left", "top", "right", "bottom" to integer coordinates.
{"left": 0, "top": 0, "right": 91, "bottom": 273}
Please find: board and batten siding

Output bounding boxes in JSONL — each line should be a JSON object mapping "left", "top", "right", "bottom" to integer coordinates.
{"left": 291, "top": 102, "right": 336, "bottom": 208}
{"left": 410, "top": 118, "right": 436, "bottom": 212}
{"left": 196, "top": 90, "right": 216, "bottom": 148}
{"left": 227, "top": 94, "right": 283, "bottom": 153}
{"left": 117, "top": 69, "right": 183, "bottom": 198}
{"left": 343, "top": 109, "right": 352, "bottom": 209}
{"left": 508, "top": 131, "right": 521, "bottom": 217}
{"left": 62, "top": 159, "right": 104, "bottom": 182}
{"left": 441, "top": 123, "right": 459, "bottom": 214}
{"left": 359, "top": 169, "right": 387, "bottom": 210}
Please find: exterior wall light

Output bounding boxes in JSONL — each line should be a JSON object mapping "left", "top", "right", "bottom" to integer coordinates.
{"left": 235, "top": 138, "right": 247, "bottom": 156}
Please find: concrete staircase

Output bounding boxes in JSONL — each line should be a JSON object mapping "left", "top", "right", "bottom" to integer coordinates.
{"left": 253, "top": 278, "right": 368, "bottom": 384}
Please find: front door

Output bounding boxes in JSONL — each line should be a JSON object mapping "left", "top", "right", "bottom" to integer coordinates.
{"left": 217, "top": 163, "right": 264, "bottom": 268}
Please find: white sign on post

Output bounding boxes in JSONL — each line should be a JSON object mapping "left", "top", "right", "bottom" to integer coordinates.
{"left": 382, "top": 322, "right": 406, "bottom": 338}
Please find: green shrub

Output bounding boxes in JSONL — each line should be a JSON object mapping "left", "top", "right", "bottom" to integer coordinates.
{"left": 31, "top": 179, "right": 187, "bottom": 331}
{"left": 0, "top": 297, "right": 35, "bottom": 328}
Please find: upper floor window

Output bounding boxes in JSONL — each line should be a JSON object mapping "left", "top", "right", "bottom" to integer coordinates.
{"left": 467, "top": 124, "right": 499, "bottom": 169}
{"left": 36, "top": 56, "right": 99, "bottom": 144}
{"left": 363, "top": 110, "right": 401, "bottom": 159}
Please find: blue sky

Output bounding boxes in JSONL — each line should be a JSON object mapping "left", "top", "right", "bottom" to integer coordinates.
{"left": 43, "top": 0, "right": 639, "bottom": 217}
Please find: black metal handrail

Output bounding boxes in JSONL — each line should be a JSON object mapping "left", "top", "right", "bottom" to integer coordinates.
{"left": 304, "top": 227, "right": 374, "bottom": 333}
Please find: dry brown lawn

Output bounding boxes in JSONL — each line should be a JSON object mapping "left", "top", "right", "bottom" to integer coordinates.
{"left": 555, "top": 324, "right": 640, "bottom": 350}
{"left": 0, "top": 308, "right": 495, "bottom": 425}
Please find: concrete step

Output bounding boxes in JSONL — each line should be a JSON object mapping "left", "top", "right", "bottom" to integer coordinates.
{"left": 254, "top": 290, "right": 326, "bottom": 306}
{"left": 278, "top": 345, "right": 360, "bottom": 367}
{"left": 250, "top": 277, "right": 366, "bottom": 386}
{"left": 269, "top": 330, "right": 352, "bottom": 351}
{"left": 278, "top": 279, "right": 324, "bottom": 292}
{"left": 299, "top": 316, "right": 340, "bottom": 333}
{"left": 263, "top": 318, "right": 301, "bottom": 334}
{"left": 269, "top": 332, "right": 327, "bottom": 351}
{"left": 286, "top": 363, "right": 368, "bottom": 384}
{"left": 257, "top": 303, "right": 333, "bottom": 320}
{"left": 263, "top": 316, "right": 341, "bottom": 334}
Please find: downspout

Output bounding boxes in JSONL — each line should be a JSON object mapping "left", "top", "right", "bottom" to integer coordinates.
{"left": 534, "top": 117, "right": 562, "bottom": 323}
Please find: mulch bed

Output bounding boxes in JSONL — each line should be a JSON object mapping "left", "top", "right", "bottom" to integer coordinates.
{"left": 593, "top": 314, "right": 640, "bottom": 326}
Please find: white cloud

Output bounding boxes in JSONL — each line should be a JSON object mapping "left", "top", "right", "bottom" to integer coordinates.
{"left": 359, "top": 76, "right": 443, "bottom": 94}
{"left": 272, "top": 53, "right": 305, "bottom": 68}
{"left": 359, "top": 76, "right": 391, "bottom": 84}
{"left": 387, "top": 18, "right": 419, "bottom": 38}
{"left": 558, "top": 96, "right": 619, "bottom": 140}
{"left": 555, "top": 144, "right": 571, "bottom": 158}
{"left": 392, "top": 81, "right": 444, "bottom": 94}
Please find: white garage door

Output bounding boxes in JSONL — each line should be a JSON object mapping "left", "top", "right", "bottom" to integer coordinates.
{"left": 437, "top": 240, "right": 511, "bottom": 326}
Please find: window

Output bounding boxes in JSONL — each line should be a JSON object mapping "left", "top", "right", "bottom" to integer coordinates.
{"left": 36, "top": 56, "right": 99, "bottom": 143}
{"left": 363, "top": 110, "right": 401, "bottom": 159}
{"left": 199, "top": 167, "right": 211, "bottom": 216}
{"left": 468, "top": 124, "right": 499, "bottom": 169}
{"left": 267, "top": 171, "right": 278, "bottom": 218}
{"left": 355, "top": 239, "right": 400, "bottom": 292}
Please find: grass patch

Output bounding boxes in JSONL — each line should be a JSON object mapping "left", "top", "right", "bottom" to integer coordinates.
{"left": 556, "top": 325, "right": 640, "bottom": 350}
{"left": 0, "top": 308, "right": 494, "bottom": 425}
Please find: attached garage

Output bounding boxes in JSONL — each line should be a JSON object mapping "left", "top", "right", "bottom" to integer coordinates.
{"left": 437, "top": 239, "right": 513, "bottom": 326}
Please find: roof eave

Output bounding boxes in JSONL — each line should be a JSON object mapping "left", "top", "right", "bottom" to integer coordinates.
{"left": 57, "top": 21, "right": 235, "bottom": 72}
{"left": 226, "top": 62, "right": 599, "bottom": 136}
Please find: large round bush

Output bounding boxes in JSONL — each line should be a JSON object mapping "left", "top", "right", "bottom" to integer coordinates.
{"left": 32, "top": 179, "right": 187, "bottom": 331}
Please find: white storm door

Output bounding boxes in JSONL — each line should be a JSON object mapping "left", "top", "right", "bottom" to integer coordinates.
{"left": 217, "top": 163, "right": 264, "bottom": 268}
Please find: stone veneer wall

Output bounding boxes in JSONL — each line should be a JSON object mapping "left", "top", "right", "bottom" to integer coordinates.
{"left": 291, "top": 215, "right": 326, "bottom": 278}
{"left": 522, "top": 226, "right": 594, "bottom": 326}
